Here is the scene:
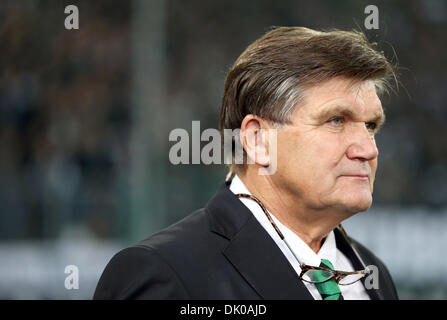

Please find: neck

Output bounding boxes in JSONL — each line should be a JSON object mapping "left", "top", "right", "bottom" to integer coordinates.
{"left": 237, "top": 168, "right": 348, "bottom": 253}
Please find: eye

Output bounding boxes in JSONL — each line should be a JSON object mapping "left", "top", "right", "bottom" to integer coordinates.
{"left": 328, "top": 117, "right": 344, "bottom": 126}
{"left": 365, "top": 122, "right": 377, "bottom": 131}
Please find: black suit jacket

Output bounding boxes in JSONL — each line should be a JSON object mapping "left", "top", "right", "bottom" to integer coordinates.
{"left": 93, "top": 181, "right": 399, "bottom": 300}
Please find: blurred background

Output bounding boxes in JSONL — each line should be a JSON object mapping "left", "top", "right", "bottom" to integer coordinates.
{"left": 0, "top": 0, "right": 446, "bottom": 299}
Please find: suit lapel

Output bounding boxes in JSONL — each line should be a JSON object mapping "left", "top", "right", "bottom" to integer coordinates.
{"left": 334, "top": 228, "right": 383, "bottom": 300}
{"left": 223, "top": 214, "right": 313, "bottom": 300}
{"left": 206, "top": 183, "right": 313, "bottom": 300}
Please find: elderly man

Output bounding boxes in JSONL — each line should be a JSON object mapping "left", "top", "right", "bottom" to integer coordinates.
{"left": 94, "top": 27, "right": 398, "bottom": 300}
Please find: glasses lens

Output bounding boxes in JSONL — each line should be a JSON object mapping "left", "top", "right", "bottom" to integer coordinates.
{"left": 338, "top": 273, "right": 365, "bottom": 285}
{"left": 302, "top": 269, "right": 334, "bottom": 283}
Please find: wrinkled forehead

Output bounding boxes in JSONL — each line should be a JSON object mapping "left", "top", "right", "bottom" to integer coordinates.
{"left": 298, "top": 77, "right": 384, "bottom": 118}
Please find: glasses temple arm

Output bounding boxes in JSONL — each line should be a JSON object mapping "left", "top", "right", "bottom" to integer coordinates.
{"left": 338, "top": 224, "right": 370, "bottom": 272}
{"left": 236, "top": 193, "right": 306, "bottom": 266}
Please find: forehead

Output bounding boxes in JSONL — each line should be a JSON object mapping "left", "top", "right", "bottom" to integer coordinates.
{"left": 296, "top": 77, "right": 383, "bottom": 120}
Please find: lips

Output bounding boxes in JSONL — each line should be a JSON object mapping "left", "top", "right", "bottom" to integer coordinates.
{"left": 342, "top": 174, "right": 369, "bottom": 178}
{"left": 338, "top": 171, "right": 370, "bottom": 179}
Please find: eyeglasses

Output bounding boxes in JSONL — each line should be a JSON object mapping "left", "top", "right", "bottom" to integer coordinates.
{"left": 235, "top": 193, "right": 370, "bottom": 285}
{"left": 300, "top": 262, "right": 369, "bottom": 285}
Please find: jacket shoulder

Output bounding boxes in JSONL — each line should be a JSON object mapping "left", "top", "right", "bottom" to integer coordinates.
{"left": 93, "top": 245, "right": 189, "bottom": 299}
{"left": 136, "top": 208, "right": 212, "bottom": 252}
{"left": 94, "top": 208, "right": 215, "bottom": 299}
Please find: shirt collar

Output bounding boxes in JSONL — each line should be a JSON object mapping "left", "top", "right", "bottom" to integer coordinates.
{"left": 229, "top": 174, "right": 337, "bottom": 268}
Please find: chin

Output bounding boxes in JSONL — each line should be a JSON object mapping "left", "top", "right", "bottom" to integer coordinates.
{"left": 336, "top": 191, "right": 373, "bottom": 214}
{"left": 348, "top": 203, "right": 372, "bottom": 214}
{"left": 345, "top": 197, "right": 373, "bottom": 213}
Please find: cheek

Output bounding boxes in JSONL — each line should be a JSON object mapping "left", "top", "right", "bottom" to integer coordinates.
{"left": 370, "top": 159, "right": 378, "bottom": 177}
{"left": 276, "top": 130, "right": 345, "bottom": 180}
{"left": 369, "top": 159, "right": 378, "bottom": 191}
{"left": 314, "top": 135, "right": 348, "bottom": 170}
{"left": 275, "top": 133, "right": 311, "bottom": 179}
{"left": 301, "top": 134, "right": 345, "bottom": 170}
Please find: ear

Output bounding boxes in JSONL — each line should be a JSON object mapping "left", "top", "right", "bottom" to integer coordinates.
{"left": 240, "top": 115, "right": 271, "bottom": 167}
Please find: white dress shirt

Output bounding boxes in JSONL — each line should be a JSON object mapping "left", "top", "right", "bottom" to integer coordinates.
{"left": 229, "top": 175, "right": 370, "bottom": 300}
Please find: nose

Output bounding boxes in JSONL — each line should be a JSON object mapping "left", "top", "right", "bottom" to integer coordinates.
{"left": 346, "top": 123, "right": 379, "bottom": 161}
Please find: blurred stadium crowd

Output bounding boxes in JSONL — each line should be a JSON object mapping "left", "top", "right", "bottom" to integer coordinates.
{"left": 0, "top": 1, "right": 131, "bottom": 240}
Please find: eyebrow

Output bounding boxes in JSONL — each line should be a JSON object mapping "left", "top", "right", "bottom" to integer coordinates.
{"left": 314, "top": 105, "right": 386, "bottom": 128}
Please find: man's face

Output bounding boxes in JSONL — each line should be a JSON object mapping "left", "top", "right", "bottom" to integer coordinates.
{"left": 273, "top": 77, "right": 385, "bottom": 214}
